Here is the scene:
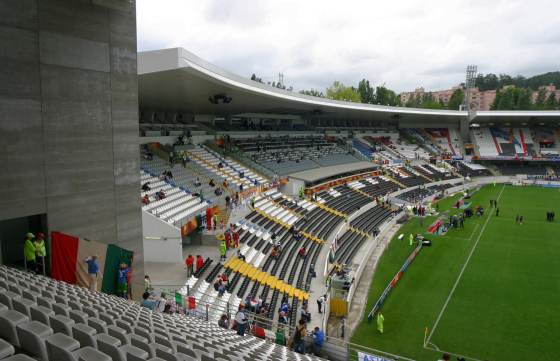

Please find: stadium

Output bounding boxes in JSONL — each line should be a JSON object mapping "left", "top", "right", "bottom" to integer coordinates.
{"left": 0, "top": 1, "right": 559, "bottom": 361}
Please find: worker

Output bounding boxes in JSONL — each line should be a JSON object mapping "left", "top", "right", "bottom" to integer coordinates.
{"left": 34, "top": 232, "right": 47, "bottom": 274}
{"left": 409, "top": 233, "right": 414, "bottom": 246}
{"left": 219, "top": 240, "right": 227, "bottom": 261}
{"left": 24, "top": 233, "right": 36, "bottom": 272}
{"left": 377, "top": 312, "right": 385, "bottom": 334}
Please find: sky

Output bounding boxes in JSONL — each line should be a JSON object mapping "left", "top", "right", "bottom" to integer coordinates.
{"left": 137, "top": 0, "right": 560, "bottom": 94}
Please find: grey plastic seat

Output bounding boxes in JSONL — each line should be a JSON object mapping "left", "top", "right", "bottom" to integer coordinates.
{"left": 72, "top": 323, "right": 98, "bottom": 348}
{"left": 0, "top": 338, "right": 15, "bottom": 359}
{"left": 116, "top": 318, "right": 134, "bottom": 333}
{"left": 108, "top": 325, "right": 130, "bottom": 345}
{"left": 12, "top": 298, "right": 36, "bottom": 318}
{"left": 0, "top": 310, "right": 29, "bottom": 347}
{"left": 46, "top": 333, "right": 112, "bottom": 361}
{"left": 49, "top": 314, "right": 75, "bottom": 336}
{"left": 0, "top": 290, "right": 21, "bottom": 309}
{"left": 97, "top": 333, "right": 149, "bottom": 361}
{"left": 16, "top": 320, "right": 53, "bottom": 361}
{"left": 98, "top": 312, "right": 115, "bottom": 326}
{"left": 2, "top": 354, "right": 37, "bottom": 360}
{"left": 82, "top": 306, "right": 99, "bottom": 318}
{"left": 69, "top": 310, "right": 89, "bottom": 324}
{"left": 88, "top": 317, "right": 108, "bottom": 334}
{"left": 31, "top": 305, "right": 55, "bottom": 326}
{"left": 37, "top": 296, "right": 56, "bottom": 309}
{"left": 53, "top": 303, "right": 71, "bottom": 317}
{"left": 22, "top": 289, "right": 39, "bottom": 303}
{"left": 55, "top": 295, "right": 69, "bottom": 305}
{"left": 68, "top": 300, "right": 83, "bottom": 311}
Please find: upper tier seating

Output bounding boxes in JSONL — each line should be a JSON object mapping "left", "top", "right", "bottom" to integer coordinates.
{"left": 0, "top": 266, "right": 321, "bottom": 361}
{"left": 235, "top": 136, "right": 360, "bottom": 176}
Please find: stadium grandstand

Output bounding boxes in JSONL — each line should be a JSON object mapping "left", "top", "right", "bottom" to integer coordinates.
{"left": 1, "top": 1, "right": 560, "bottom": 361}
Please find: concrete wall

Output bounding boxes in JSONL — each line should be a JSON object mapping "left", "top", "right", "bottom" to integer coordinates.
{"left": 141, "top": 211, "right": 182, "bottom": 263}
{"left": 0, "top": 0, "right": 143, "bottom": 296}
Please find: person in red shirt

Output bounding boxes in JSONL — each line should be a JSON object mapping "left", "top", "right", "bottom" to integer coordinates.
{"left": 233, "top": 230, "right": 239, "bottom": 248}
{"left": 185, "top": 254, "right": 194, "bottom": 277}
{"left": 220, "top": 273, "right": 228, "bottom": 283}
{"left": 225, "top": 231, "right": 231, "bottom": 249}
{"left": 298, "top": 247, "right": 306, "bottom": 259}
{"left": 196, "top": 255, "right": 204, "bottom": 271}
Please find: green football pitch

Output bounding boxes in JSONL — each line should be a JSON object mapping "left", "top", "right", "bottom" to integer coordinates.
{"left": 351, "top": 184, "right": 560, "bottom": 361}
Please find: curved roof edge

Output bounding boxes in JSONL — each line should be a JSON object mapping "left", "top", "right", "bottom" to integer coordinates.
{"left": 138, "top": 48, "right": 560, "bottom": 120}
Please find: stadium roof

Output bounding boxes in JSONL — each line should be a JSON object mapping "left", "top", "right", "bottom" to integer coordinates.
{"left": 138, "top": 48, "right": 560, "bottom": 124}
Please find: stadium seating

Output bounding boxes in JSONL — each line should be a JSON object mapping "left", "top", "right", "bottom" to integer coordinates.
{"left": 0, "top": 266, "right": 321, "bottom": 361}
{"left": 140, "top": 170, "right": 209, "bottom": 227}
{"left": 234, "top": 136, "right": 360, "bottom": 176}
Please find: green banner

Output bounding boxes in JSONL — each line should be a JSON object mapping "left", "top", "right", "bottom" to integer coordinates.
{"left": 101, "top": 244, "right": 133, "bottom": 295}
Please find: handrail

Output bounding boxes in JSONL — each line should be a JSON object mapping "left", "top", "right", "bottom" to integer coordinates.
{"left": 150, "top": 282, "right": 413, "bottom": 361}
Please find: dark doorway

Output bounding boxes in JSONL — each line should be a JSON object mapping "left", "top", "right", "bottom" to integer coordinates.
{"left": 0, "top": 214, "right": 48, "bottom": 271}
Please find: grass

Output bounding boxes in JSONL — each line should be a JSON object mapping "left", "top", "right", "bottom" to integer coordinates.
{"left": 350, "top": 184, "right": 560, "bottom": 361}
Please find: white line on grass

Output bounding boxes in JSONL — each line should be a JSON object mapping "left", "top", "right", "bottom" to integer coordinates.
{"left": 426, "top": 185, "right": 505, "bottom": 343}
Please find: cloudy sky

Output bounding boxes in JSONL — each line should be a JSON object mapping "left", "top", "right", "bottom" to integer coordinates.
{"left": 137, "top": 0, "right": 560, "bottom": 93}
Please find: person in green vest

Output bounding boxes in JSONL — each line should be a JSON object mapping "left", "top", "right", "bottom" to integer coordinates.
{"left": 409, "top": 233, "right": 414, "bottom": 246}
{"left": 219, "top": 240, "right": 227, "bottom": 261}
{"left": 299, "top": 187, "right": 305, "bottom": 200}
{"left": 24, "top": 232, "right": 36, "bottom": 272}
{"left": 377, "top": 312, "right": 385, "bottom": 334}
{"left": 34, "top": 232, "right": 47, "bottom": 274}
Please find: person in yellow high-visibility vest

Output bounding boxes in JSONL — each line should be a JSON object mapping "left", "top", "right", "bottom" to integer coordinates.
{"left": 409, "top": 233, "right": 414, "bottom": 246}
{"left": 376, "top": 312, "right": 385, "bottom": 333}
{"left": 34, "top": 232, "right": 47, "bottom": 274}
{"left": 24, "top": 232, "right": 36, "bottom": 272}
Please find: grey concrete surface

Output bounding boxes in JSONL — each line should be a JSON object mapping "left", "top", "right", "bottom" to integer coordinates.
{"left": 0, "top": 0, "right": 143, "bottom": 297}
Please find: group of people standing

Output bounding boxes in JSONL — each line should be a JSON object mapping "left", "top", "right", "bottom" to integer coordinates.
{"left": 23, "top": 232, "right": 47, "bottom": 274}
{"left": 546, "top": 210, "right": 556, "bottom": 222}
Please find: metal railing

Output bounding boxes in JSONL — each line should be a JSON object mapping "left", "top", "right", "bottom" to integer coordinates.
{"left": 149, "top": 283, "right": 413, "bottom": 361}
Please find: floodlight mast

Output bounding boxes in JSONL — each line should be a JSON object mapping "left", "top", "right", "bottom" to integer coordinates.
{"left": 460, "top": 65, "right": 478, "bottom": 143}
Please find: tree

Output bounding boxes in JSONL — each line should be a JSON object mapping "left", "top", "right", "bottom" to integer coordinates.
{"left": 299, "top": 89, "right": 324, "bottom": 97}
{"left": 447, "top": 88, "right": 464, "bottom": 110}
{"left": 326, "top": 81, "right": 361, "bottom": 102}
{"left": 545, "top": 92, "right": 558, "bottom": 110}
{"left": 375, "top": 86, "right": 399, "bottom": 106}
{"left": 534, "top": 88, "right": 547, "bottom": 109}
{"left": 358, "top": 79, "right": 375, "bottom": 104}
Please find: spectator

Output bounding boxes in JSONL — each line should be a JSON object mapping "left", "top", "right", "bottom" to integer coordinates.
{"left": 233, "top": 230, "right": 239, "bottom": 248}
{"left": 141, "top": 194, "right": 150, "bottom": 205}
{"left": 317, "top": 294, "right": 326, "bottom": 314}
{"left": 84, "top": 255, "right": 99, "bottom": 291}
{"left": 196, "top": 255, "right": 204, "bottom": 271}
{"left": 292, "top": 319, "right": 307, "bottom": 354}
{"left": 311, "top": 327, "right": 325, "bottom": 356}
{"left": 117, "top": 263, "right": 129, "bottom": 299}
{"left": 144, "top": 275, "right": 152, "bottom": 292}
{"left": 185, "top": 254, "right": 194, "bottom": 276}
{"left": 209, "top": 179, "right": 216, "bottom": 187}
{"left": 34, "top": 232, "right": 46, "bottom": 274}
{"left": 154, "top": 292, "right": 167, "bottom": 313}
{"left": 218, "top": 314, "right": 229, "bottom": 329}
{"left": 298, "top": 246, "right": 306, "bottom": 258}
{"left": 235, "top": 305, "right": 248, "bottom": 336}
{"left": 141, "top": 182, "right": 150, "bottom": 191}
{"left": 237, "top": 250, "right": 246, "bottom": 261}
{"left": 218, "top": 282, "right": 226, "bottom": 297}
{"left": 141, "top": 292, "right": 156, "bottom": 310}
{"left": 194, "top": 177, "right": 201, "bottom": 187}
{"left": 24, "top": 232, "right": 36, "bottom": 272}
